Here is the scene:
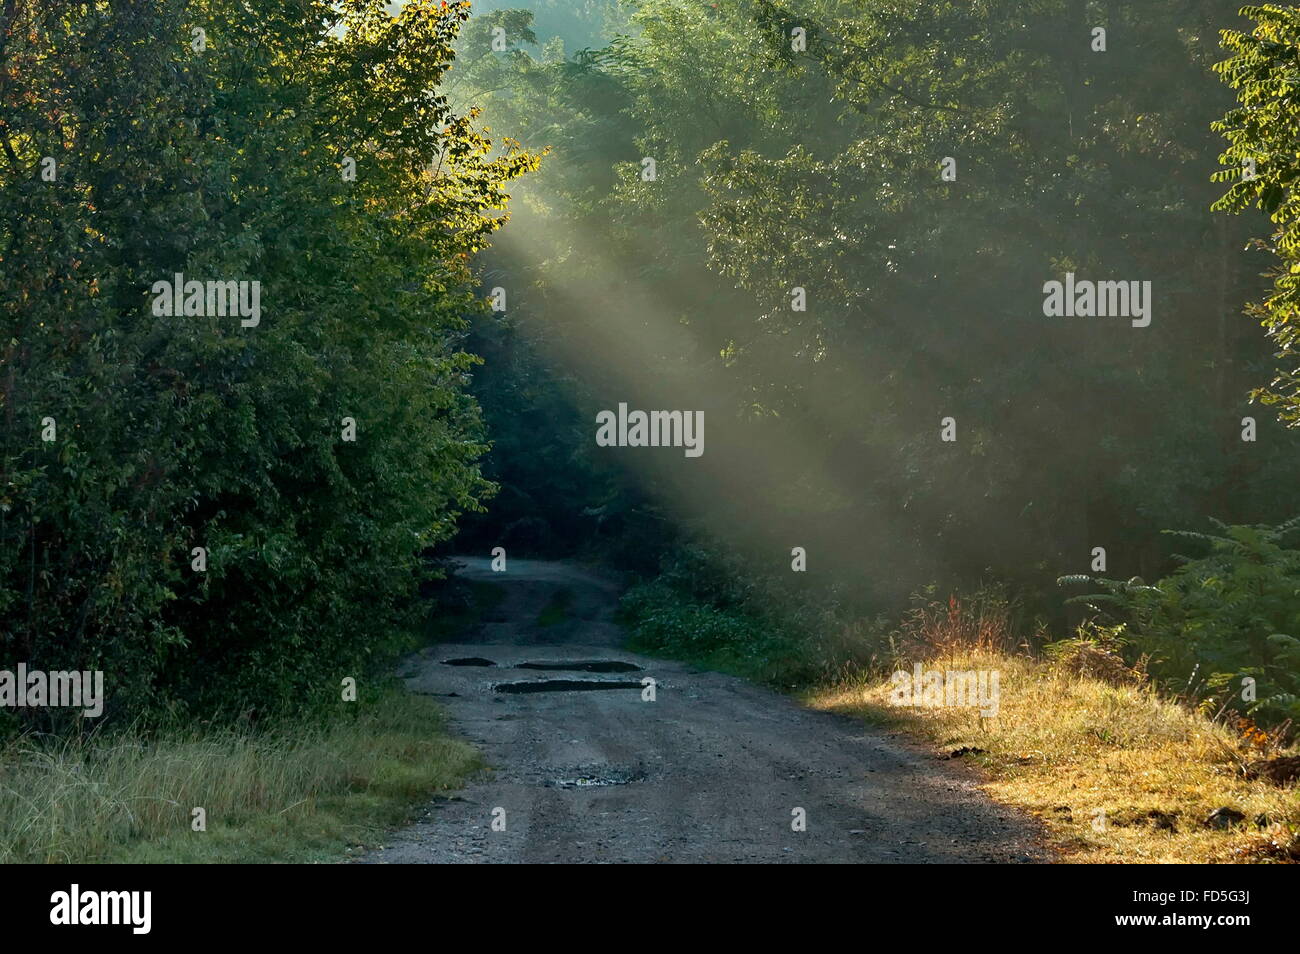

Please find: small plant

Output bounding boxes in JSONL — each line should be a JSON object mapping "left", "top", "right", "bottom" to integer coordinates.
{"left": 896, "top": 586, "right": 1022, "bottom": 658}
{"left": 1043, "top": 622, "right": 1147, "bottom": 687}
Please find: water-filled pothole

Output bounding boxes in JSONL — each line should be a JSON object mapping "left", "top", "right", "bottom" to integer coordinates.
{"left": 494, "top": 679, "right": 644, "bottom": 694}
{"left": 549, "top": 767, "right": 645, "bottom": 789}
{"left": 516, "top": 660, "right": 642, "bottom": 673}
{"left": 442, "top": 657, "right": 497, "bottom": 667}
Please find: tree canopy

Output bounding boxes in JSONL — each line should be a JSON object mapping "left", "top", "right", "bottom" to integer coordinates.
{"left": 0, "top": 0, "right": 537, "bottom": 726}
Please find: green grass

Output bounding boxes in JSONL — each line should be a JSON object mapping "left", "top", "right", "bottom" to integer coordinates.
{"left": 616, "top": 579, "right": 873, "bottom": 691}
{"left": 0, "top": 689, "right": 480, "bottom": 864}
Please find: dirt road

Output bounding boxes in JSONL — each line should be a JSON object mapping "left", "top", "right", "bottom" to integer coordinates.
{"left": 361, "top": 557, "right": 1048, "bottom": 864}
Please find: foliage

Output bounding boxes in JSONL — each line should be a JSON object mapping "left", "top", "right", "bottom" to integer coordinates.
{"left": 1043, "top": 621, "right": 1147, "bottom": 688}
{"left": 1061, "top": 519, "right": 1300, "bottom": 726}
{"left": 1213, "top": 3, "right": 1300, "bottom": 425}
{"left": 619, "top": 540, "right": 891, "bottom": 686}
{"left": 0, "top": 0, "right": 537, "bottom": 727}
{"left": 620, "top": 578, "right": 815, "bottom": 686}
{"left": 465, "top": 0, "right": 628, "bottom": 55}
{"left": 451, "top": 0, "right": 1300, "bottom": 614}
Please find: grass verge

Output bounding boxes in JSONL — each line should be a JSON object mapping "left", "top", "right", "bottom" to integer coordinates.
{"left": 0, "top": 688, "right": 479, "bottom": 864}
{"left": 811, "top": 652, "right": 1300, "bottom": 863}
{"left": 619, "top": 571, "right": 1299, "bottom": 863}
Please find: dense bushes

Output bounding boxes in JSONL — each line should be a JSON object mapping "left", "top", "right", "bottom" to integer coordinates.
{"left": 0, "top": 0, "right": 536, "bottom": 728}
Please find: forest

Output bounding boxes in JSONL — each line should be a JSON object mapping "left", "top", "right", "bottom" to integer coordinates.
{"left": 2, "top": 0, "right": 1300, "bottom": 868}
{"left": 455, "top": 0, "right": 1300, "bottom": 727}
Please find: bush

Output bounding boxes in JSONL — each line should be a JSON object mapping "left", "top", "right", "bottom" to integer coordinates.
{"left": 619, "top": 541, "right": 891, "bottom": 686}
{"left": 1062, "top": 519, "right": 1300, "bottom": 728}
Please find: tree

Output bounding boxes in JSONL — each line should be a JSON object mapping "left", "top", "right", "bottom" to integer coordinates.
{"left": 0, "top": 0, "right": 537, "bottom": 726}
{"left": 1213, "top": 3, "right": 1300, "bottom": 427}
{"left": 454, "top": 0, "right": 1300, "bottom": 618}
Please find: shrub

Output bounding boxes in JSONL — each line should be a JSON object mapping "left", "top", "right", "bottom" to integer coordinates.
{"left": 620, "top": 579, "right": 816, "bottom": 685}
{"left": 1061, "top": 519, "right": 1300, "bottom": 728}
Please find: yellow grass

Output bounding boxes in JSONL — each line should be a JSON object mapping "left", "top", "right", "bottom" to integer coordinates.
{"left": 809, "top": 651, "right": 1300, "bottom": 863}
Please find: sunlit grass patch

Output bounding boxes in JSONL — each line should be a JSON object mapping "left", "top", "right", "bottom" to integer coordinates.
{"left": 811, "top": 652, "right": 1300, "bottom": 863}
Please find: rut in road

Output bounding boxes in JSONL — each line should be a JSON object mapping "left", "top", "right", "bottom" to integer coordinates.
{"left": 360, "top": 557, "right": 1049, "bottom": 864}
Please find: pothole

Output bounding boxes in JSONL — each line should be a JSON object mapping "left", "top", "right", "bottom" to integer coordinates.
{"left": 549, "top": 766, "right": 645, "bottom": 789}
{"left": 494, "top": 679, "right": 644, "bottom": 694}
{"left": 516, "top": 660, "right": 642, "bottom": 673}
{"left": 442, "top": 657, "right": 497, "bottom": 667}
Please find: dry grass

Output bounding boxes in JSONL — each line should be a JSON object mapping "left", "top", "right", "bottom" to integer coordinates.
{"left": 0, "top": 690, "right": 479, "bottom": 863}
{"left": 810, "top": 651, "right": 1300, "bottom": 863}
{"left": 897, "top": 591, "right": 1024, "bottom": 657}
